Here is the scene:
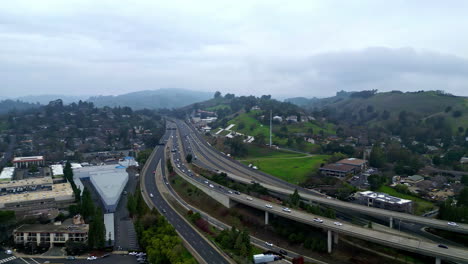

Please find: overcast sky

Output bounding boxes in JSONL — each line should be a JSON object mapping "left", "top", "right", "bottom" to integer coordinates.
{"left": 1, "top": 0, "right": 468, "bottom": 98}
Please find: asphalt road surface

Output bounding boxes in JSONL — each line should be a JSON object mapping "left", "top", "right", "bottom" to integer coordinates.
{"left": 141, "top": 128, "right": 230, "bottom": 264}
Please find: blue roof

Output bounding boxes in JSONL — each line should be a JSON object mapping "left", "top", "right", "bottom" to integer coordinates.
{"left": 115, "top": 165, "right": 126, "bottom": 169}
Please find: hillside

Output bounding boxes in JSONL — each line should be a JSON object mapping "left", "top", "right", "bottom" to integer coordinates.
{"left": 291, "top": 91, "right": 468, "bottom": 135}
{"left": 0, "top": 100, "right": 41, "bottom": 114}
{"left": 88, "top": 88, "right": 212, "bottom": 110}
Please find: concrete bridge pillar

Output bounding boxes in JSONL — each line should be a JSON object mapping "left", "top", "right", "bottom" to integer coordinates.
{"left": 435, "top": 257, "right": 441, "bottom": 264}
{"left": 389, "top": 217, "right": 393, "bottom": 228}
{"left": 327, "top": 229, "right": 332, "bottom": 253}
{"left": 333, "top": 232, "right": 339, "bottom": 245}
{"left": 265, "top": 211, "right": 269, "bottom": 225}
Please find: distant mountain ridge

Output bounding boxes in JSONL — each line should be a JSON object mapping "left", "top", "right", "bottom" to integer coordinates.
{"left": 87, "top": 88, "right": 213, "bottom": 110}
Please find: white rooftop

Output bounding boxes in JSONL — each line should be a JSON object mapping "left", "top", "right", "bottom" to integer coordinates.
{"left": 51, "top": 164, "right": 64, "bottom": 176}
{"left": 104, "top": 213, "right": 115, "bottom": 241}
{"left": 13, "top": 156, "right": 44, "bottom": 162}
{"left": 358, "top": 191, "right": 412, "bottom": 205}
{"left": 73, "top": 165, "right": 128, "bottom": 212}
{"left": 0, "top": 167, "right": 14, "bottom": 181}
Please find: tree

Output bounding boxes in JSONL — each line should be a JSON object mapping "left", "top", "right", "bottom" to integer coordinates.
{"left": 214, "top": 91, "right": 222, "bottom": 98}
{"left": 80, "top": 188, "right": 95, "bottom": 221}
{"left": 461, "top": 175, "right": 468, "bottom": 186}
{"left": 88, "top": 208, "right": 105, "bottom": 249}
{"left": 458, "top": 187, "right": 468, "bottom": 207}
{"left": 186, "top": 154, "right": 193, "bottom": 163}
{"left": 289, "top": 189, "right": 301, "bottom": 207}
{"left": 369, "top": 145, "right": 386, "bottom": 168}
{"left": 368, "top": 174, "right": 385, "bottom": 191}
{"left": 452, "top": 110, "right": 463, "bottom": 118}
{"left": 367, "top": 221, "right": 373, "bottom": 228}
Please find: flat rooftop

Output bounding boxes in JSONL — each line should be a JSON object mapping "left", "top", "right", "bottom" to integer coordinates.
{"left": 0, "top": 177, "right": 53, "bottom": 189}
{"left": 0, "top": 167, "right": 14, "bottom": 181}
{"left": 51, "top": 164, "right": 64, "bottom": 176}
{"left": 15, "top": 222, "right": 88, "bottom": 233}
{"left": 74, "top": 165, "right": 128, "bottom": 210}
{"left": 359, "top": 191, "right": 412, "bottom": 204}
{"left": 337, "top": 158, "right": 367, "bottom": 166}
{"left": 320, "top": 163, "right": 356, "bottom": 172}
{"left": 13, "top": 156, "right": 44, "bottom": 162}
{"left": 0, "top": 182, "right": 74, "bottom": 206}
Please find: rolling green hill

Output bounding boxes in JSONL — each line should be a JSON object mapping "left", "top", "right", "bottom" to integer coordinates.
{"left": 295, "top": 91, "right": 468, "bottom": 135}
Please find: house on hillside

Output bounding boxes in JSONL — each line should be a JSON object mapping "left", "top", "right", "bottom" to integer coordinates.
{"left": 273, "top": 116, "right": 283, "bottom": 122}
{"left": 286, "top": 115, "right": 298, "bottom": 123}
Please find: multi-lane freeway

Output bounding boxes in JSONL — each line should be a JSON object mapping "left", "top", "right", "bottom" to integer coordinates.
{"left": 174, "top": 119, "right": 468, "bottom": 235}
{"left": 140, "top": 127, "right": 230, "bottom": 264}
{"left": 170, "top": 118, "right": 468, "bottom": 264}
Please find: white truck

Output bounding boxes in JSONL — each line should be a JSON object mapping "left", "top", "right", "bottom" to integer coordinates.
{"left": 253, "top": 254, "right": 276, "bottom": 264}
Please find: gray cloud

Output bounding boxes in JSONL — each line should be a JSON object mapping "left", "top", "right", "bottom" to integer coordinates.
{"left": 0, "top": 1, "right": 468, "bottom": 98}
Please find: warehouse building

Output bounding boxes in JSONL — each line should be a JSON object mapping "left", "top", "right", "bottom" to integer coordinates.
{"left": 73, "top": 164, "right": 129, "bottom": 212}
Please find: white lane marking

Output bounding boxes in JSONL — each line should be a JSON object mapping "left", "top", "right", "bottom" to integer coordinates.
{"left": 19, "top": 258, "right": 30, "bottom": 264}
{"left": 29, "top": 258, "right": 40, "bottom": 264}
{"left": 0, "top": 256, "right": 17, "bottom": 264}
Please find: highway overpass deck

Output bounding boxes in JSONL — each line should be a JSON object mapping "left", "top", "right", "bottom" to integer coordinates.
{"left": 175, "top": 119, "right": 468, "bottom": 235}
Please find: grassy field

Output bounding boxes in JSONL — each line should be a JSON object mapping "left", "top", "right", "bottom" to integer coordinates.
{"left": 377, "top": 186, "right": 435, "bottom": 215}
{"left": 242, "top": 144, "right": 307, "bottom": 159}
{"left": 241, "top": 155, "right": 329, "bottom": 185}
{"left": 226, "top": 111, "right": 335, "bottom": 148}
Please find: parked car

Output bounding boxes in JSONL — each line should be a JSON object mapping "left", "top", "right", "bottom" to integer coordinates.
{"left": 246, "top": 196, "right": 253, "bottom": 201}
{"left": 313, "top": 218, "right": 324, "bottom": 223}
{"left": 150, "top": 193, "right": 154, "bottom": 198}
{"left": 265, "top": 204, "right": 273, "bottom": 209}
{"left": 279, "top": 249, "right": 288, "bottom": 255}
{"left": 66, "top": 256, "right": 76, "bottom": 260}
{"left": 334, "top": 222, "right": 343, "bottom": 226}
{"left": 282, "top": 207, "right": 291, "bottom": 213}
{"left": 265, "top": 242, "right": 274, "bottom": 247}
{"left": 87, "top": 256, "right": 97, "bottom": 261}
{"left": 438, "top": 244, "right": 448, "bottom": 249}
{"left": 448, "top": 222, "right": 458, "bottom": 227}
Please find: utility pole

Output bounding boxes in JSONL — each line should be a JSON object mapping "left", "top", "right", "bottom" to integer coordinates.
{"left": 269, "top": 110, "right": 272, "bottom": 148}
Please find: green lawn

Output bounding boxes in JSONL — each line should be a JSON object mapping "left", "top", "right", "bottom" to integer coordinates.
{"left": 377, "top": 186, "right": 435, "bottom": 215}
{"left": 226, "top": 111, "right": 335, "bottom": 148}
{"left": 242, "top": 144, "right": 306, "bottom": 160}
{"left": 205, "top": 104, "right": 230, "bottom": 111}
{"left": 241, "top": 155, "right": 329, "bottom": 185}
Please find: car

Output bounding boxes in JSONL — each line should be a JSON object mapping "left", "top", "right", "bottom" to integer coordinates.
{"left": 66, "top": 256, "right": 76, "bottom": 260}
{"left": 162, "top": 209, "right": 166, "bottom": 213}
{"left": 123, "top": 191, "right": 127, "bottom": 195}
{"left": 5, "top": 250, "right": 12, "bottom": 255}
{"left": 265, "top": 204, "right": 273, "bottom": 209}
{"left": 204, "top": 180, "right": 209, "bottom": 184}
{"left": 246, "top": 196, "right": 253, "bottom": 201}
{"left": 265, "top": 242, "right": 274, "bottom": 247}
{"left": 333, "top": 221, "right": 343, "bottom": 226}
{"left": 165, "top": 181, "right": 169, "bottom": 185}
{"left": 279, "top": 249, "right": 288, "bottom": 255}
{"left": 87, "top": 256, "right": 97, "bottom": 260}
{"left": 282, "top": 207, "right": 291, "bottom": 213}
{"left": 448, "top": 222, "right": 458, "bottom": 227}
{"left": 228, "top": 190, "right": 233, "bottom": 194}
{"left": 150, "top": 193, "right": 154, "bottom": 198}
{"left": 438, "top": 244, "right": 448, "bottom": 249}
{"left": 234, "top": 191, "right": 241, "bottom": 195}
{"left": 313, "top": 218, "right": 324, "bottom": 223}
{"left": 209, "top": 184, "right": 214, "bottom": 188}
{"left": 326, "top": 196, "right": 332, "bottom": 199}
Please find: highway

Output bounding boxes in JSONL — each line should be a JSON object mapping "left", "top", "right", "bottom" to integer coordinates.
{"left": 140, "top": 127, "right": 230, "bottom": 264}
{"left": 170, "top": 119, "right": 468, "bottom": 263}
{"left": 174, "top": 119, "right": 468, "bottom": 235}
